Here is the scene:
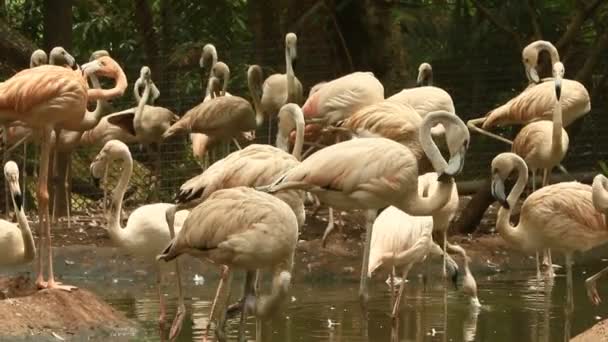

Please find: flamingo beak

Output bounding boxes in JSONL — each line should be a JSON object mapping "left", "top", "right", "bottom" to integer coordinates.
{"left": 12, "top": 191, "right": 22, "bottom": 211}
{"left": 555, "top": 78, "right": 562, "bottom": 101}
{"left": 527, "top": 66, "right": 540, "bottom": 83}
{"left": 491, "top": 175, "right": 510, "bottom": 209}
{"left": 444, "top": 144, "right": 467, "bottom": 177}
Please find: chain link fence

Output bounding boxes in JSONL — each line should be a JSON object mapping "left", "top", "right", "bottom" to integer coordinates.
{"left": 2, "top": 39, "right": 607, "bottom": 216}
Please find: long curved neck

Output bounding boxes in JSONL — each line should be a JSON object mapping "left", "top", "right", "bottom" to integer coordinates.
{"left": 256, "top": 269, "right": 292, "bottom": 318}
{"left": 275, "top": 105, "right": 305, "bottom": 160}
{"left": 107, "top": 155, "right": 133, "bottom": 244}
{"left": 87, "top": 67, "right": 128, "bottom": 101}
{"left": 285, "top": 48, "right": 296, "bottom": 103}
{"left": 15, "top": 205, "right": 35, "bottom": 262}
{"left": 420, "top": 113, "right": 451, "bottom": 172}
{"left": 204, "top": 53, "right": 218, "bottom": 98}
{"left": 551, "top": 93, "right": 563, "bottom": 154}
{"left": 134, "top": 79, "right": 151, "bottom": 128}
{"left": 134, "top": 78, "right": 160, "bottom": 105}
{"left": 78, "top": 74, "right": 107, "bottom": 130}
{"left": 496, "top": 160, "right": 529, "bottom": 248}
{"left": 247, "top": 70, "right": 264, "bottom": 127}
{"left": 402, "top": 179, "right": 454, "bottom": 215}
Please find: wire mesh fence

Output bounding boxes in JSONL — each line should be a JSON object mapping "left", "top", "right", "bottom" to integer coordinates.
{"left": 1, "top": 39, "right": 607, "bottom": 216}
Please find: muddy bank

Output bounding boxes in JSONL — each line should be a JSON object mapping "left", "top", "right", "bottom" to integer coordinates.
{"left": 0, "top": 276, "right": 137, "bottom": 341}
{"left": 571, "top": 318, "right": 608, "bottom": 341}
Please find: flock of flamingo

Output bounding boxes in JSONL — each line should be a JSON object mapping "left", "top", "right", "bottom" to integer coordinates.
{"left": 0, "top": 33, "right": 606, "bottom": 342}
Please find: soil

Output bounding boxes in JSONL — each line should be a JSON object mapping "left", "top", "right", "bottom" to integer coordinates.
{"left": 571, "top": 318, "right": 608, "bottom": 342}
{"left": 0, "top": 275, "right": 136, "bottom": 340}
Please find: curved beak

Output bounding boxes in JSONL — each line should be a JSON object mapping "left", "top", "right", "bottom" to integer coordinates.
{"left": 416, "top": 71, "right": 425, "bottom": 86}
{"left": 444, "top": 144, "right": 467, "bottom": 177}
{"left": 555, "top": 77, "right": 562, "bottom": 101}
{"left": 526, "top": 66, "right": 540, "bottom": 83}
{"left": 491, "top": 174, "right": 510, "bottom": 209}
{"left": 91, "top": 175, "right": 100, "bottom": 188}
{"left": 199, "top": 57, "right": 205, "bottom": 69}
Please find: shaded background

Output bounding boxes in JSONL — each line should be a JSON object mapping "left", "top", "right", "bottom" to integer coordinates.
{"left": 0, "top": 0, "right": 607, "bottom": 222}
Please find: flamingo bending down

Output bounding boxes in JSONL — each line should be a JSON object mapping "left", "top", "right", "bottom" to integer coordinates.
{"left": 89, "top": 140, "right": 189, "bottom": 340}
{"left": 512, "top": 62, "right": 568, "bottom": 279}
{"left": 157, "top": 186, "right": 298, "bottom": 342}
{"left": 0, "top": 56, "right": 127, "bottom": 290}
{"left": 0, "top": 161, "right": 35, "bottom": 267}
{"left": 263, "top": 111, "right": 470, "bottom": 307}
{"left": 368, "top": 205, "right": 480, "bottom": 318}
{"left": 490, "top": 152, "right": 608, "bottom": 340}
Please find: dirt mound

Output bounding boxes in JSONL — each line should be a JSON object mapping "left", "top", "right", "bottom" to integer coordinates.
{"left": 0, "top": 276, "right": 137, "bottom": 340}
{"left": 571, "top": 319, "right": 608, "bottom": 342}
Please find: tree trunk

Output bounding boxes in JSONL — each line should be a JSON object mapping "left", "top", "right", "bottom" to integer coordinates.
{"left": 133, "top": 0, "right": 162, "bottom": 93}
{"left": 43, "top": 0, "right": 72, "bottom": 217}
{"left": 0, "top": 18, "right": 37, "bottom": 74}
{"left": 43, "top": 0, "right": 72, "bottom": 51}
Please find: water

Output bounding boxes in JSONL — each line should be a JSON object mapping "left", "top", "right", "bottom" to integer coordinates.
{"left": 5, "top": 245, "right": 608, "bottom": 341}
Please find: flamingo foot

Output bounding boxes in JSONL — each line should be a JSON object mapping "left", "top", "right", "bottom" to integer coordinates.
{"left": 36, "top": 279, "right": 48, "bottom": 290}
{"left": 168, "top": 303, "right": 185, "bottom": 341}
{"left": 46, "top": 280, "right": 77, "bottom": 292}
{"left": 585, "top": 278, "right": 602, "bottom": 306}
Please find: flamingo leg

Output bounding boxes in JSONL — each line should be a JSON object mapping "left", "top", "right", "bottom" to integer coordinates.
{"left": 156, "top": 265, "right": 167, "bottom": 342}
{"left": 389, "top": 266, "right": 396, "bottom": 309}
{"left": 64, "top": 158, "right": 71, "bottom": 229}
{"left": 321, "top": 207, "right": 335, "bottom": 247}
{"left": 564, "top": 254, "right": 573, "bottom": 342}
{"left": 204, "top": 265, "right": 230, "bottom": 342}
{"left": 35, "top": 129, "right": 48, "bottom": 289}
{"left": 214, "top": 269, "right": 233, "bottom": 342}
{"left": 442, "top": 230, "right": 447, "bottom": 279}
{"left": 391, "top": 268, "right": 409, "bottom": 319}
{"left": 359, "top": 209, "right": 377, "bottom": 310}
{"left": 102, "top": 164, "right": 108, "bottom": 215}
{"left": 22, "top": 142, "right": 27, "bottom": 211}
{"left": 267, "top": 116, "right": 272, "bottom": 145}
{"left": 466, "top": 118, "right": 514, "bottom": 145}
{"left": 531, "top": 169, "right": 543, "bottom": 282}
{"left": 237, "top": 270, "right": 257, "bottom": 342}
{"left": 232, "top": 138, "right": 242, "bottom": 150}
{"left": 585, "top": 265, "right": 608, "bottom": 305}
{"left": 165, "top": 205, "right": 185, "bottom": 342}
{"left": 40, "top": 127, "right": 75, "bottom": 291}
{"left": 541, "top": 169, "right": 554, "bottom": 278}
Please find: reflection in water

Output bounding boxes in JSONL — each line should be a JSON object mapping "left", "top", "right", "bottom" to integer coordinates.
{"left": 92, "top": 259, "right": 608, "bottom": 341}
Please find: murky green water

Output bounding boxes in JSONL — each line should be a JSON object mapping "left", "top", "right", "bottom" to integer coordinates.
{"left": 5, "top": 245, "right": 608, "bottom": 341}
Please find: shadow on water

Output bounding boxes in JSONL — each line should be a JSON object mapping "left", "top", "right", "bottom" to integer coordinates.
{"left": 3, "top": 245, "right": 608, "bottom": 341}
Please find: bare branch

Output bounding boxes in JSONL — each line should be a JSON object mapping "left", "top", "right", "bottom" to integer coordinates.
{"left": 470, "top": 0, "right": 523, "bottom": 49}
{"left": 556, "top": 0, "right": 606, "bottom": 51}
{"left": 575, "top": 28, "right": 608, "bottom": 84}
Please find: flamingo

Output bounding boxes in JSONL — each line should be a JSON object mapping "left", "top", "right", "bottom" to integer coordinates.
{"left": 512, "top": 62, "right": 568, "bottom": 278}
{"left": 164, "top": 103, "right": 306, "bottom": 339}
{"left": 263, "top": 111, "right": 470, "bottom": 307}
{"left": 522, "top": 40, "right": 561, "bottom": 84}
{"left": 162, "top": 62, "right": 258, "bottom": 150}
{"left": 260, "top": 32, "right": 303, "bottom": 143}
{"left": 0, "top": 161, "right": 35, "bottom": 267}
{"left": 0, "top": 56, "right": 127, "bottom": 290}
{"left": 586, "top": 174, "right": 608, "bottom": 306}
{"left": 89, "top": 140, "right": 190, "bottom": 340}
{"left": 104, "top": 65, "right": 179, "bottom": 200}
{"left": 467, "top": 41, "right": 589, "bottom": 145}
{"left": 490, "top": 152, "right": 608, "bottom": 340}
{"left": 157, "top": 186, "right": 298, "bottom": 342}
{"left": 367, "top": 205, "right": 480, "bottom": 318}
{"left": 303, "top": 71, "right": 384, "bottom": 126}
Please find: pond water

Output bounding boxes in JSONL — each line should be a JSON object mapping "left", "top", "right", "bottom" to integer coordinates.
{"left": 4, "top": 244, "right": 608, "bottom": 341}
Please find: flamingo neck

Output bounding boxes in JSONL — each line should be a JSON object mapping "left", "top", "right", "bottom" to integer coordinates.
{"left": 134, "top": 79, "right": 151, "bottom": 130}
{"left": 107, "top": 154, "right": 133, "bottom": 244}
{"left": 247, "top": 70, "right": 264, "bottom": 127}
{"left": 276, "top": 105, "right": 305, "bottom": 161}
{"left": 78, "top": 74, "right": 107, "bottom": 130}
{"left": 255, "top": 269, "right": 292, "bottom": 318}
{"left": 592, "top": 175, "right": 608, "bottom": 215}
{"left": 15, "top": 205, "right": 35, "bottom": 262}
{"left": 401, "top": 178, "right": 454, "bottom": 216}
{"left": 285, "top": 48, "right": 296, "bottom": 103}
{"left": 496, "top": 159, "right": 528, "bottom": 249}
{"left": 87, "top": 67, "right": 128, "bottom": 101}
{"left": 551, "top": 94, "right": 564, "bottom": 154}
{"left": 419, "top": 113, "right": 450, "bottom": 172}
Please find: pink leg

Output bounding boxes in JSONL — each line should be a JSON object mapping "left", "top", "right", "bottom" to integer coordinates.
{"left": 157, "top": 267, "right": 167, "bottom": 342}
{"left": 38, "top": 127, "right": 75, "bottom": 291}
{"left": 204, "top": 265, "right": 230, "bottom": 341}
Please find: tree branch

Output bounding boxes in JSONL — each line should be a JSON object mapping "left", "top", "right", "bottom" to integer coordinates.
{"left": 556, "top": 0, "right": 606, "bottom": 51}
{"left": 575, "top": 28, "right": 608, "bottom": 84}
{"left": 470, "top": 0, "right": 523, "bottom": 49}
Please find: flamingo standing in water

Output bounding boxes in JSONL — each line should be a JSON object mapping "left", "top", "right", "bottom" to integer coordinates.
{"left": 264, "top": 111, "right": 470, "bottom": 307}
{"left": 0, "top": 56, "right": 127, "bottom": 290}
{"left": 490, "top": 152, "right": 608, "bottom": 340}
